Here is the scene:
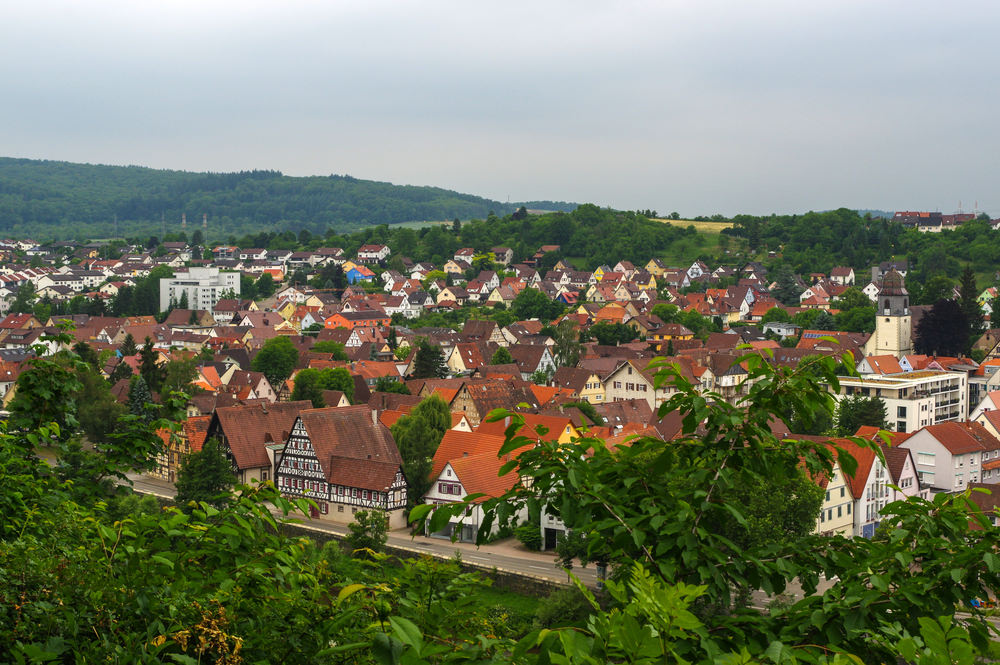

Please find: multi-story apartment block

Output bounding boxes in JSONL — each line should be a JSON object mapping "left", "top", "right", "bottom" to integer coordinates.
{"left": 832, "top": 370, "right": 967, "bottom": 433}
{"left": 159, "top": 267, "right": 240, "bottom": 312}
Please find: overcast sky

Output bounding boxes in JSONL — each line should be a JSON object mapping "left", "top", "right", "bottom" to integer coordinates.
{"left": 3, "top": 1, "right": 998, "bottom": 216}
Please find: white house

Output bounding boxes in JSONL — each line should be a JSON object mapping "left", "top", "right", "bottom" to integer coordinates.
{"left": 900, "top": 421, "right": 1000, "bottom": 493}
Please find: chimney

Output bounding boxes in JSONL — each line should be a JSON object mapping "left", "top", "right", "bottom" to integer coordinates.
{"left": 371, "top": 408, "right": 378, "bottom": 425}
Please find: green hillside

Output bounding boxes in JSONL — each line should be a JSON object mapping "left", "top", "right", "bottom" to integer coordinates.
{"left": 0, "top": 157, "right": 576, "bottom": 240}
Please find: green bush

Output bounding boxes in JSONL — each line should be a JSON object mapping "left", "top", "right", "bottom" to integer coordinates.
{"left": 533, "top": 587, "right": 594, "bottom": 629}
{"left": 514, "top": 523, "right": 542, "bottom": 551}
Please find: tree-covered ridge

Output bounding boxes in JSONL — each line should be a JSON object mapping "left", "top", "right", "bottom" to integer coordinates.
{"left": 0, "top": 157, "right": 576, "bottom": 240}
{"left": 726, "top": 208, "right": 997, "bottom": 282}
{"left": 328, "top": 204, "right": 700, "bottom": 270}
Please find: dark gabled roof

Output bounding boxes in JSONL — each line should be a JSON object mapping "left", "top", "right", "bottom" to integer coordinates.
{"left": 462, "top": 380, "right": 540, "bottom": 414}
{"left": 508, "top": 345, "right": 548, "bottom": 373}
{"left": 593, "top": 398, "right": 654, "bottom": 427}
{"left": 552, "top": 366, "right": 596, "bottom": 392}
{"left": 211, "top": 401, "right": 312, "bottom": 470}
{"left": 368, "top": 392, "right": 422, "bottom": 412}
{"left": 298, "top": 405, "right": 403, "bottom": 491}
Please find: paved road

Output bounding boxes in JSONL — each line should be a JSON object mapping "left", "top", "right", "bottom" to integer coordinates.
{"left": 127, "top": 473, "right": 595, "bottom": 587}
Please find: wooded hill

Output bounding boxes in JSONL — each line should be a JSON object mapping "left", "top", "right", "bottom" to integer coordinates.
{"left": 0, "top": 157, "right": 576, "bottom": 240}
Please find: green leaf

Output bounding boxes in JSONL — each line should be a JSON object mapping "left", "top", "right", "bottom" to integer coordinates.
{"left": 169, "top": 656, "right": 199, "bottom": 665}
{"left": 372, "top": 633, "right": 402, "bottom": 665}
{"left": 408, "top": 503, "right": 433, "bottom": 524}
{"left": 337, "top": 583, "right": 365, "bottom": 604}
{"left": 388, "top": 616, "right": 423, "bottom": 651}
{"left": 150, "top": 554, "right": 174, "bottom": 570}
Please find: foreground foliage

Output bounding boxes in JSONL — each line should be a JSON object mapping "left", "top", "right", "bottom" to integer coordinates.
{"left": 1, "top": 345, "right": 997, "bottom": 663}
{"left": 416, "top": 351, "right": 1000, "bottom": 663}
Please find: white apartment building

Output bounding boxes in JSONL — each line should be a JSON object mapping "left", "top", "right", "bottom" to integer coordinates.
{"left": 159, "top": 267, "right": 240, "bottom": 313}
{"left": 832, "top": 370, "right": 967, "bottom": 433}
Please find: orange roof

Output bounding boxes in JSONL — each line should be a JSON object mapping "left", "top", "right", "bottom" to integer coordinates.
{"left": 378, "top": 409, "right": 406, "bottom": 429}
{"left": 431, "top": 387, "right": 459, "bottom": 404}
{"left": 866, "top": 355, "right": 903, "bottom": 375}
{"left": 529, "top": 384, "right": 567, "bottom": 405}
{"left": 448, "top": 451, "right": 520, "bottom": 501}
{"left": 430, "top": 430, "right": 507, "bottom": 480}
{"left": 183, "top": 415, "right": 212, "bottom": 453}
{"left": 828, "top": 437, "right": 875, "bottom": 500}
{"left": 975, "top": 359, "right": 1000, "bottom": 376}
{"left": 200, "top": 365, "right": 222, "bottom": 389}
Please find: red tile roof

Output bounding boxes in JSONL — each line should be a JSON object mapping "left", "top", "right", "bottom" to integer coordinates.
{"left": 211, "top": 401, "right": 312, "bottom": 470}
{"left": 919, "top": 421, "right": 1000, "bottom": 455}
{"left": 183, "top": 415, "right": 212, "bottom": 453}
{"left": 829, "top": 437, "right": 877, "bottom": 500}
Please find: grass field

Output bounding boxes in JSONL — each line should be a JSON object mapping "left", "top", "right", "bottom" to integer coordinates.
{"left": 389, "top": 219, "right": 453, "bottom": 229}
{"left": 651, "top": 218, "right": 734, "bottom": 234}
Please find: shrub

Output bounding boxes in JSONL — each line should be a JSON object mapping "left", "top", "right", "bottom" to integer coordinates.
{"left": 514, "top": 522, "right": 542, "bottom": 551}
{"left": 533, "top": 587, "right": 594, "bottom": 629}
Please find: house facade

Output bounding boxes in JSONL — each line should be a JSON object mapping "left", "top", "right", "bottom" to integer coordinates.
{"left": 274, "top": 406, "right": 409, "bottom": 527}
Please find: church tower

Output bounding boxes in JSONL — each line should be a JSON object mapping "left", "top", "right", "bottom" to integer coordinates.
{"left": 868, "top": 269, "right": 912, "bottom": 357}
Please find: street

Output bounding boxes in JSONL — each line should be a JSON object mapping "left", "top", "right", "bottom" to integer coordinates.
{"left": 127, "top": 473, "right": 596, "bottom": 587}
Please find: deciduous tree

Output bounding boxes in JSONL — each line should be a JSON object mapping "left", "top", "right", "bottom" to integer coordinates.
{"left": 251, "top": 336, "right": 299, "bottom": 388}
{"left": 835, "top": 394, "right": 887, "bottom": 435}
{"left": 174, "top": 437, "right": 235, "bottom": 512}
{"left": 914, "top": 299, "right": 969, "bottom": 356}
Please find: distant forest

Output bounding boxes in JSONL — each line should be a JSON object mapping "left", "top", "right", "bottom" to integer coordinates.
{"left": 0, "top": 157, "right": 577, "bottom": 240}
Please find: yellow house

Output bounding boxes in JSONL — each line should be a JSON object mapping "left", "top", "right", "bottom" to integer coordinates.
{"left": 443, "top": 259, "right": 468, "bottom": 275}
{"left": 486, "top": 286, "right": 516, "bottom": 308}
{"left": 576, "top": 371, "right": 606, "bottom": 404}
{"left": 592, "top": 266, "right": 607, "bottom": 282}
{"left": 635, "top": 273, "right": 658, "bottom": 290}
{"left": 303, "top": 294, "right": 325, "bottom": 308}
{"left": 645, "top": 258, "right": 668, "bottom": 278}
{"left": 814, "top": 457, "right": 854, "bottom": 537}
{"left": 275, "top": 300, "right": 297, "bottom": 321}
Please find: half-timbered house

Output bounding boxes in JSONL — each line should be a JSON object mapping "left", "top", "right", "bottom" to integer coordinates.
{"left": 274, "top": 405, "right": 409, "bottom": 527}
{"left": 208, "top": 401, "right": 312, "bottom": 485}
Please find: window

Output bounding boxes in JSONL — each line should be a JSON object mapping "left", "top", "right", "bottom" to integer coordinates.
{"left": 897, "top": 406, "right": 906, "bottom": 418}
{"left": 840, "top": 487, "right": 844, "bottom": 498}
{"left": 362, "top": 490, "right": 368, "bottom": 500}
{"left": 837, "top": 506, "right": 842, "bottom": 517}
{"left": 917, "top": 452, "right": 935, "bottom": 466}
